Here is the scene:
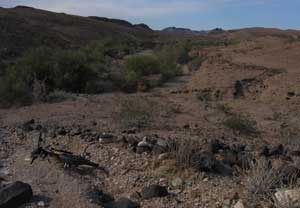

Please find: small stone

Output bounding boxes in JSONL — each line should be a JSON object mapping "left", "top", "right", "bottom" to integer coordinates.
{"left": 37, "top": 201, "right": 45, "bottom": 207}
{"left": 105, "top": 197, "right": 139, "bottom": 208}
{"left": 233, "top": 200, "right": 245, "bottom": 208}
{"left": 141, "top": 185, "right": 169, "bottom": 199}
{"left": 223, "top": 199, "right": 231, "bottom": 207}
{"left": 171, "top": 177, "right": 183, "bottom": 187}
{"left": 158, "top": 153, "right": 169, "bottom": 160}
{"left": 203, "top": 178, "right": 209, "bottom": 182}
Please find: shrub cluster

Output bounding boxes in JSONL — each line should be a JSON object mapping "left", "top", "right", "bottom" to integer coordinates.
{"left": 0, "top": 44, "right": 109, "bottom": 106}
{"left": 0, "top": 39, "right": 191, "bottom": 106}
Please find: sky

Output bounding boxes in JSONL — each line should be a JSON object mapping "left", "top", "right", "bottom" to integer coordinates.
{"left": 1, "top": 0, "right": 300, "bottom": 30}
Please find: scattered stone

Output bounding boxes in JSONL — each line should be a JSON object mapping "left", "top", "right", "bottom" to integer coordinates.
{"left": 37, "top": 201, "right": 45, "bottom": 207}
{"left": 260, "top": 144, "right": 285, "bottom": 157}
{"left": 158, "top": 153, "right": 169, "bottom": 160}
{"left": 233, "top": 200, "right": 245, "bottom": 208}
{"left": 223, "top": 199, "right": 231, "bottom": 207}
{"left": 191, "top": 152, "right": 233, "bottom": 176}
{"left": 87, "top": 187, "right": 114, "bottom": 206}
{"left": 122, "top": 129, "right": 137, "bottom": 134}
{"left": 56, "top": 127, "right": 67, "bottom": 136}
{"left": 0, "top": 181, "right": 33, "bottom": 208}
{"left": 105, "top": 197, "right": 139, "bottom": 208}
{"left": 275, "top": 188, "right": 300, "bottom": 207}
{"left": 171, "top": 177, "right": 183, "bottom": 187}
{"left": 22, "top": 119, "right": 35, "bottom": 132}
{"left": 136, "top": 137, "right": 153, "bottom": 154}
{"left": 141, "top": 185, "right": 169, "bottom": 199}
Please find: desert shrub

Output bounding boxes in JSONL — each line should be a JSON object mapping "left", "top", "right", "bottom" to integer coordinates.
{"left": 52, "top": 50, "right": 99, "bottom": 93}
{"left": 246, "top": 159, "right": 281, "bottom": 206}
{"left": 0, "top": 43, "right": 112, "bottom": 106}
{"left": 0, "top": 71, "right": 33, "bottom": 106}
{"left": 223, "top": 114, "right": 257, "bottom": 136}
{"left": 175, "top": 40, "right": 192, "bottom": 64}
{"left": 156, "top": 46, "right": 182, "bottom": 82}
{"left": 169, "top": 138, "right": 202, "bottom": 169}
{"left": 123, "top": 55, "right": 160, "bottom": 92}
{"left": 119, "top": 96, "right": 155, "bottom": 128}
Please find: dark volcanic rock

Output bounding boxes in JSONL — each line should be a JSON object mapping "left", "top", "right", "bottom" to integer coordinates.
{"left": 191, "top": 152, "right": 233, "bottom": 176}
{"left": 105, "top": 198, "right": 139, "bottom": 208}
{"left": 21, "top": 119, "right": 35, "bottom": 132}
{"left": 0, "top": 181, "right": 33, "bottom": 208}
{"left": 87, "top": 187, "right": 114, "bottom": 206}
{"left": 141, "top": 185, "right": 168, "bottom": 199}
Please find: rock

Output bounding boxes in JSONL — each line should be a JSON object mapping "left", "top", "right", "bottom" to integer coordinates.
{"left": 191, "top": 152, "right": 233, "bottom": 176}
{"left": 137, "top": 138, "right": 153, "bottom": 148}
{"left": 136, "top": 146, "right": 152, "bottom": 154}
{"left": 136, "top": 137, "right": 153, "bottom": 154}
{"left": 122, "top": 129, "right": 137, "bottom": 134}
{"left": 171, "top": 177, "right": 183, "bottom": 187}
{"left": 22, "top": 119, "right": 35, "bottom": 132}
{"left": 0, "top": 181, "right": 33, "bottom": 208}
{"left": 211, "top": 139, "right": 228, "bottom": 153}
{"left": 105, "top": 198, "right": 139, "bottom": 208}
{"left": 87, "top": 188, "right": 114, "bottom": 206}
{"left": 158, "top": 153, "right": 169, "bottom": 160}
{"left": 260, "top": 144, "right": 285, "bottom": 157}
{"left": 141, "top": 185, "right": 169, "bottom": 199}
{"left": 223, "top": 199, "right": 231, "bottom": 207}
{"left": 233, "top": 200, "right": 245, "bottom": 208}
{"left": 69, "top": 128, "right": 82, "bottom": 136}
{"left": 99, "top": 133, "right": 115, "bottom": 143}
{"left": 275, "top": 188, "right": 300, "bottom": 207}
{"left": 37, "top": 201, "right": 45, "bottom": 207}
{"left": 56, "top": 127, "right": 67, "bottom": 135}
{"left": 152, "top": 144, "right": 166, "bottom": 154}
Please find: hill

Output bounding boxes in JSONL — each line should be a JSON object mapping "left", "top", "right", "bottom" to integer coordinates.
{"left": 0, "top": 6, "right": 154, "bottom": 63}
{"left": 162, "top": 26, "right": 207, "bottom": 35}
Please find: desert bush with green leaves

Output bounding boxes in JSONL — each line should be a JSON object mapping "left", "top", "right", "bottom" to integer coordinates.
{"left": 223, "top": 113, "right": 258, "bottom": 136}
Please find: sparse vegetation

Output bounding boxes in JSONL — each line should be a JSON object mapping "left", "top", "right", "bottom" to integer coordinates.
{"left": 245, "top": 159, "right": 281, "bottom": 206}
{"left": 119, "top": 96, "right": 155, "bottom": 128}
{"left": 169, "top": 138, "right": 202, "bottom": 169}
{"left": 223, "top": 114, "right": 258, "bottom": 136}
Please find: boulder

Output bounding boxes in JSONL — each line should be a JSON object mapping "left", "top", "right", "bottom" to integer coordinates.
{"left": 0, "top": 181, "right": 33, "bottom": 208}
{"left": 141, "top": 185, "right": 168, "bottom": 199}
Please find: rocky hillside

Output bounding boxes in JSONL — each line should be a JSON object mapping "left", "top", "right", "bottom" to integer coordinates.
{"left": 0, "top": 6, "right": 154, "bottom": 62}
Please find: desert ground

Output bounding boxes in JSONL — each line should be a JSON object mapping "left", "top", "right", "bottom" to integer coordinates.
{"left": 1, "top": 28, "right": 300, "bottom": 208}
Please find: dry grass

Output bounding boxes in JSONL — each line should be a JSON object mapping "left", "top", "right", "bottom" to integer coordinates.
{"left": 245, "top": 159, "right": 282, "bottom": 206}
{"left": 119, "top": 96, "right": 156, "bottom": 129}
{"left": 169, "top": 137, "right": 203, "bottom": 169}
